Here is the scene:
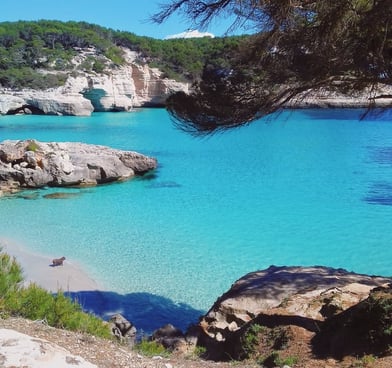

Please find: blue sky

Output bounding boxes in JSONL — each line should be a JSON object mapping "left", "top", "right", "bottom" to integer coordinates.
{"left": 0, "top": 0, "right": 239, "bottom": 39}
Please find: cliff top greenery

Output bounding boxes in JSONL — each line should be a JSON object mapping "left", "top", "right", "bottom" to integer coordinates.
{"left": 0, "top": 19, "right": 246, "bottom": 89}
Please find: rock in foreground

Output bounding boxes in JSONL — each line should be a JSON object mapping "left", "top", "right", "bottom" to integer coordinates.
{"left": 0, "top": 328, "right": 97, "bottom": 368}
{"left": 0, "top": 139, "right": 157, "bottom": 193}
{"left": 194, "top": 266, "right": 392, "bottom": 362}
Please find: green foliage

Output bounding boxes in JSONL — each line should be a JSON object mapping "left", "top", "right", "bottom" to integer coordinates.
{"left": 104, "top": 46, "right": 124, "bottom": 65}
{"left": 191, "top": 345, "right": 207, "bottom": 358}
{"left": 241, "top": 323, "right": 264, "bottom": 357}
{"left": 0, "top": 252, "right": 24, "bottom": 299}
{"left": 351, "top": 354, "right": 377, "bottom": 367}
{"left": 259, "top": 351, "right": 298, "bottom": 368}
{"left": 134, "top": 339, "right": 170, "bottom": 357}
{"left": 92, "top": 60, "right": 106, "bottom": 74}
{"left": 0, "top": 251, "right": 110, "bottom": 338}
{"left": 25, "top": 140, "right": 40, "bottom": 152}
{"left": 0, "top": 20, "right": 245, "bottom": 90}
{"left": 0, "top": 67, "right": 66, "bottom": 89}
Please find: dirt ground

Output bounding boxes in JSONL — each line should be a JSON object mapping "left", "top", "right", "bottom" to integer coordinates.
{"left": 1, "top": 317, "right": 391, "bottom": 368}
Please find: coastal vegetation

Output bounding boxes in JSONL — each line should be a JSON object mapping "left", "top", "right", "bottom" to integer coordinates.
{"left": 0, "top": 251, "right": 111, "bottom": 338}
{"left": 0, "top": 20, "right": 245, "bottom": 89}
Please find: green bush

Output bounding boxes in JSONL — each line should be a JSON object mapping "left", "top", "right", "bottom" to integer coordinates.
{"left": 0, "top": 251, "right": 110, "bottom": 338}
{"left": 260, "top": 351, "right": 299, "bottom": 368}
{"left": 26, "top": 140, "right": 40, "bottom": 152}
{"left": 134, "top": 339, "right": 170, "bottom": 357}
{"left": 0, "top": 252, "right": 23, "bottom": 298}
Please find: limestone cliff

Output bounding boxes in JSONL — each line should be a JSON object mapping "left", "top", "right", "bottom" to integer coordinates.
{"left": 0, "top": 47, "right": 188, "bottom": 116}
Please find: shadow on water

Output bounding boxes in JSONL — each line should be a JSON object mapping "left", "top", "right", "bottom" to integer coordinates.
{"left": 65, "top": 290, "right": 205, "bottom": 334}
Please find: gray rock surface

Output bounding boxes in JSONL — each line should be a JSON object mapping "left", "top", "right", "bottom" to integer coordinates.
{"left": 110, "top": 314, "right": 137, "bottom": 346}
{"left": 0, "top": 139, "right": 157, "bottom": 193}
{"left": 0, "top": 94, "right": 25, "bottom": 114}
{"left": 0, "top": 328, "right": 97, "bottom": 368}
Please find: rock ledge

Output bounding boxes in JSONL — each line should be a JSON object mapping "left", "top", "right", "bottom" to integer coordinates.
{"left": 0, "top": 139, "right": 157, "bottom": 194}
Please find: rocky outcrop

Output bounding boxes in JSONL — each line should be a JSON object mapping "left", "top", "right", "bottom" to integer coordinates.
{"left": 24, "top": 93, "right": 94, "bottom": 116}
{"left": 193, "top": 266, "right": 392, "bottom": 360}
{"left": 151, "top": 324, "right": 187, "bottom": 352}
{"left": 0, "top": 94, "right": 25, "bottom": 114}
{"left": 0, "top": 47, "right": 188, "bottom": 116}
{"left": 0, "top": 329, "right": 97, "bottom": 368}
{"left": 110, "top": 314, "right": 137, "bottom": 346}
{"left": 0, "top": 139, "right": 157, "bottom": 194}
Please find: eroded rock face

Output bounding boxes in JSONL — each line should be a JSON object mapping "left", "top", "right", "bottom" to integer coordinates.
{"left": 0, "top": 139, "right": 157, "bottom": 193}
{"left": 193, "top": 265, "right": 392, "bottom": 360}
{"left": 0, "top": 95, "right": 25, "bottom": 114}
{"left": 25, "top": 94, "right": 94, "bottom": 116}
{"left": 0, "top": 47, "right": 189, "bottom": 116}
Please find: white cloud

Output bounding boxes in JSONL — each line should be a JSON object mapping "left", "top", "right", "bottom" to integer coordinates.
{"left": 164, "top": 29, "right": 215, "bottom": 40}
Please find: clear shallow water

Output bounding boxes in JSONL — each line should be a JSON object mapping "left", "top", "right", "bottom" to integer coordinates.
{"left": 1, "top": 108, "right": 392, "bottom": 331}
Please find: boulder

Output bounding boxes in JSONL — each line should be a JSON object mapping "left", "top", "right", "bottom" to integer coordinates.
{"left": 0, "top": 139, "right": 157, "bottom": 192}
{"left": 25, "top": 94, "right": 94, "bottom": 116}
{"left": 151, "top": 324, "right": 186, "bottom": 352}
{"left": 0, "top": 328, "right": 97, "bottom": 368}
{"left": 193, "top": 266, "right": 392, "bottom": 360}
{"left": 109, "top": 314, "right": 137, "bottom": 346}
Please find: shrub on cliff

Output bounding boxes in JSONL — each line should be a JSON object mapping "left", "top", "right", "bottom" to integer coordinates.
{"left": 0, "top": 251, "right": 110, "bottom": 338}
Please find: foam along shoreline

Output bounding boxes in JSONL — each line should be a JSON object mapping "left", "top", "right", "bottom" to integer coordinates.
{"left": 0, "top": 238, "right": 102, "bottom": 292}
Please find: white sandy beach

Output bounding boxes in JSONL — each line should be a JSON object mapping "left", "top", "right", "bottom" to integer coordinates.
{"left": 0, "top": 238, "right": 102, "bottom": 292}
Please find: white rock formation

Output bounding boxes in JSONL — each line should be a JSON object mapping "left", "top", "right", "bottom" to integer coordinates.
{"left": 0, "top": 47, "right": 189, "bottom": 116}
{"left": 0, "top": 94, "right": 25, "bottom": 114}
{"left": 0, "top": 329, "right": 97, "bottom": 368}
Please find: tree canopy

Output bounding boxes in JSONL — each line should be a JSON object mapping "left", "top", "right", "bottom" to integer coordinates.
{"left": 0, "top": 20, "right": 244, "bottom": 89}
{"left": 154, "top": 0, "right": 392, "bottom": 134}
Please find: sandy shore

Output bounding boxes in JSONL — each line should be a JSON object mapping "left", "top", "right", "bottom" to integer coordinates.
{"left": 0, "top": 238, "right": 102, "bottom": 292}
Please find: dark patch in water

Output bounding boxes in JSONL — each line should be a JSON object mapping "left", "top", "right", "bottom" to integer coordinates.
{"left": 15, "top": 192, "right": 40, "bottom": 200}
{"left": 146, "top": 181, "right": 182, "bottom": 189}
{"left": 367, "top": 146, "right": 392, "bottom": 166}
{"left": 136, "top": 172, "right": 159, "bottom": 181}
{"left": 363, "top": 182, "right": 392, "bottom": 206}
{"left": 43, "top": 192, "right": 81, "bottom": 199}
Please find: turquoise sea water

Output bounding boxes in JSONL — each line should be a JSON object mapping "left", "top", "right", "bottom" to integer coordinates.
{"left": 1, "top": 108, "right": 392, "bottom": 331}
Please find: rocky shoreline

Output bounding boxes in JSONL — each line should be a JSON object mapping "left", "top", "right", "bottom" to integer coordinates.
{"left": 0, "top": 139, "right": 157, "bottom": 195}
{"left": 0, "top": 45, "right": 391, "bottom": 117}
{"left": 2, "top": 84, "right": 392, "bottom": 117}
{"left": 1, "top": 264, "right": 391, "bottom": 367}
